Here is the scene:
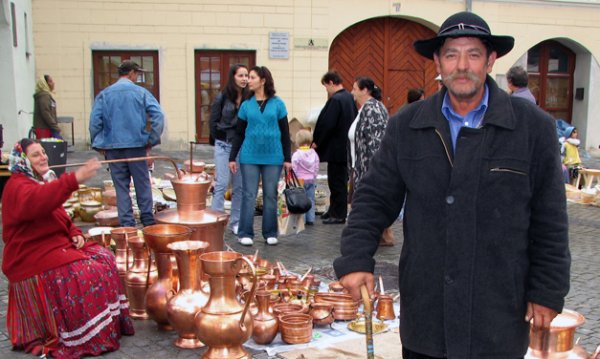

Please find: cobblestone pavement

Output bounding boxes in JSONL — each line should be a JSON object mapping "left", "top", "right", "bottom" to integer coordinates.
{"left": 0, "top": 146, "right": 598, "bottom": 357}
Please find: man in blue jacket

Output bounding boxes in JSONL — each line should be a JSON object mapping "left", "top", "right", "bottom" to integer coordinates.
{"left": 90, "top": 60, "right": 164, "bottom": 227}
{"left": 334, "top": 12, "right": 570, "bottom": 358}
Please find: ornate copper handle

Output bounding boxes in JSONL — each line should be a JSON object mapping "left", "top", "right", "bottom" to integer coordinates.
{"left": 238, "top": 256, "right": 257, "bottom": 330}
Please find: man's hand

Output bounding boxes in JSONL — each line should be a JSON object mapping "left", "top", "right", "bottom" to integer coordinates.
{"left": 525, "top": 302, "right": 558, "bottom": 330}
{"left": 339, "top": 272, "right": 375, "bottom": 302}
{"left": 283, "top": 162, "right": 292, "bottom": 171}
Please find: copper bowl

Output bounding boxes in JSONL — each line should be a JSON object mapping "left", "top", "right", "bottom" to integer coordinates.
{"left": 309, "top": 303, "right": 334, "bottom": 326}
{"left": 142, "top": 224, "right": 193, "bottom": 254}
{"left": 328, "top": 281, "right": 347, "bottom": 293}
{"left": 279, "top": 313, "right": 313, "bottom": 344}
{"left": 272, "top": 303, "right": 305, "bottom": 321}
{"left": 528, "top": 309, "right": 585, "bottom": 353}
{"left": 94, "top": 209, "right": 120, "bottom": 227}
{"left": 314, "top": 292, "right": 359, "bottom": 320}
{"left": 183, "top": 160, "right": 205, "bottom": 173}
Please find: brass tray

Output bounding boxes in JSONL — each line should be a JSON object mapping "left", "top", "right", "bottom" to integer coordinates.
{"left": 347, "top": 318, "right": 388, "bottom": 334}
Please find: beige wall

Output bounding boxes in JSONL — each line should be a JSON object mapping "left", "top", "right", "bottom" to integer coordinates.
{"left": 32, "top": 0, "right": 600, "bottom": 149}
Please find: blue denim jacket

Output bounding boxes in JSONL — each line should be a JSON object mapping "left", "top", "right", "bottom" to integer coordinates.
{"left": 90, "top": 78, "right": 164, "bottom": 149}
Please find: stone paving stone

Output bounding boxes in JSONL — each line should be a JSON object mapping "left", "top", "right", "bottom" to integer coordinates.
{"left": 0, "top": 148, "right": 598, "bottom": 357}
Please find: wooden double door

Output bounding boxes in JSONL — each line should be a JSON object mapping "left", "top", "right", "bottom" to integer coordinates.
{"left": 329, "top": 17, "right": 437, "bottom": 115}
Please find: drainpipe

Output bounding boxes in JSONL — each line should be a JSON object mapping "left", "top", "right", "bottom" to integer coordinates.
{"left": 466, "top": 0, "right": 472, "bottom": 11}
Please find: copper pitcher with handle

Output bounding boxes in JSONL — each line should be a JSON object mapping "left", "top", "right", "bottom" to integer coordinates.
{"left": 194, "top": 251, "right": 257, "bottom": 359}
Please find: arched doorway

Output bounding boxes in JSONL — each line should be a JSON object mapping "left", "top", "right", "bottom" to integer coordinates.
{"left": 527, "top": 40, "right": 575, "bottom": 122}
{"left": 329, "top": 17, "right": 437, "bottom": 114}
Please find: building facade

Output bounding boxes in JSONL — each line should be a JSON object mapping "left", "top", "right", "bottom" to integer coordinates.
{"left": 1, "top": 0, "right": 599, "bottom": 151}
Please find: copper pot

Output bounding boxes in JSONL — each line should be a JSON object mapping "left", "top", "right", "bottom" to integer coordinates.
{"left": 279, "top": 313, "right": 313, "bottom": 344}
{"left": 87, "top": 227, "right": 113, "bottom": 247}
{"left": 80, "top": 200, "right": 102, "bottom": 222}
{"left": 375, "top": 294, "right": 396, "bottom": 321}
{"left": 94, "top": 209, "right": 120, "bottom": 227}
{"left": 252, "top": 290, "right": 278, "bottom": 345}
{"left": 527, "top": 309, "right": 585, "bottom": 355}
{"left": 314, "top": 292, "right": 359, "bottom": 320}
{"left": 272, "top": 303, "right": 305, "bottom": 321}
{"left": 309, "top": 303, "right": 334, "bottom": 326}
{"left": 194, "top": 251, "right": 257, "bottom": 359}
{"left": 184, "top": 160, "right": 205, "bottom": 173}
{"left": 328, "top": 281, "right": 346, "bottom": 293}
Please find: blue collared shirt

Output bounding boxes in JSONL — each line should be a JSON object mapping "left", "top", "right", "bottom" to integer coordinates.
{"left": 441, "top": 84, "right": 489, "bottom": 151}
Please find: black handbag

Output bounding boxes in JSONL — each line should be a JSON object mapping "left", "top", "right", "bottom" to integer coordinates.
{"left": 283, "top": 169, "right": 312, "bottom": 214}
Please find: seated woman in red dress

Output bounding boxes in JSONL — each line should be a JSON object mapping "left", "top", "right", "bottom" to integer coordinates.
{"left": 2, "top": 139, "right": 134, "bottom": 358}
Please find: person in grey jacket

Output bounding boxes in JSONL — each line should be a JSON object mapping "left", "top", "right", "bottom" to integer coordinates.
{"left": 333, "top": 11, "right": 570, "bottom": 359}
{"left": 90, "top": 60, "right": 164, "bottom": 227}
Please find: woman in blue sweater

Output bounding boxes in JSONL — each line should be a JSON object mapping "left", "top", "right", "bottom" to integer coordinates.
{"left": 229, "top": 66, "right": 291, "bottom": 246}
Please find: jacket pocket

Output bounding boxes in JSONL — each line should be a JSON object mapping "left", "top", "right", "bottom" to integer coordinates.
{"left": 490, "top": 167, "right": 528, "bottom": 176}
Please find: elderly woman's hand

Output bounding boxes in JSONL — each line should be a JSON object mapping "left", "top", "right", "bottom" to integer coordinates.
{"left": 75, "top": 158, "right": 101, "bottom": 184}
{"left": 71, "top": 235, "right": 85, "bottom": 249}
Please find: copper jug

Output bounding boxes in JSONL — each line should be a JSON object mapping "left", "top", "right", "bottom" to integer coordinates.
{"left": 143, "top": 224, "right": 192, "bottom": 331}
{"left": 111, "top": 226, "right": 137, "bottom": 290}
{"left": 252, "top": 290, "right": 278, "bottom": 345}
{"left": 194, "top": 251, "right": 257, "bottom": 359}
{"left": 166, "top": 240, "right": 210, "bottom": 349}
{"left": 125, "top": 235, "right": 157, "bottom": 320}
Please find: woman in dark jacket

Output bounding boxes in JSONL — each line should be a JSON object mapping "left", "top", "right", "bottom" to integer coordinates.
{"left": 209, "top": 64, "right": 249, "bottom": 234}
{"left": 33, "top": 75, "right": 62, "bottom": 139}
{"left": 348, "top": 76, "right": 393, "bottom": 245}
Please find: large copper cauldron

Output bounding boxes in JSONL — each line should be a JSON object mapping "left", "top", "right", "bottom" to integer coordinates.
{"left": 194, "top": 251, "right": 257, "bottom": 359}
{"left": 156, "top": 175, "right": 228, "bottom": 253}
{"left": 143, "top": 224, "right": 192, "bottom": 331}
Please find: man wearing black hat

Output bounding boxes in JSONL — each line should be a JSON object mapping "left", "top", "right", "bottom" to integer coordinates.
{"left": 90, "top": 60, "right": 164, "bottom": 228}
{"left": 334, "top": 11, "right": 570, "bottom": 358}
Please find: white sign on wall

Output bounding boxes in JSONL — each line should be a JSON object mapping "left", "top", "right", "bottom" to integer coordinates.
{"left": 269, "top": 32, "right": 289, "bottom": 59}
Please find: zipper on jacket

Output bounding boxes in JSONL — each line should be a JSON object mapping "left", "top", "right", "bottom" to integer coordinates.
{"left": 490, "top": 168, "right": 528, "bottom": 176}
{"left": 435, "top": 129, "right": 454, "bottom": 168}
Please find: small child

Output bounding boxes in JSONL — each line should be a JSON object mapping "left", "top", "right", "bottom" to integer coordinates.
{"left": 561, "top": 126, "right": 582, "bottom": 183}
{"left": 292, "top": 129, "right": 320, "bottom": 225}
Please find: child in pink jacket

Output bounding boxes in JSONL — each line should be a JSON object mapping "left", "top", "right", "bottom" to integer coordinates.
{"left": 292, "top": 129, "right": 320, "bottom": 225}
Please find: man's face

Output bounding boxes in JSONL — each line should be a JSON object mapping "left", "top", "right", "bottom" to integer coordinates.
{"left": 434, "top": 37, "right": 496, "bottom": 101}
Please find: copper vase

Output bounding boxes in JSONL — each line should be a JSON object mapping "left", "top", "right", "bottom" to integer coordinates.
{"left": 166, "top": 240, "right": 210, "bottom": 349}
{"left": 143, "top": 224, "right": 192, "bottom": 330}
{"left": 194, "top": 251, "right": 257, "bottom": 359}
{"left": 125, "top": 235, "right": 157, "bottom": 320}
{"left": 111, "top": 226, "right": 137, "bottom": 290}
{"left": 252, "top": 290, "right": 278, "bottom": 345}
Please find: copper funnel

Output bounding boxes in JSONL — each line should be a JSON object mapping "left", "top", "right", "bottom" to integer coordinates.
{"left": 143, "top": 224, "right": 193, "bottom": 254}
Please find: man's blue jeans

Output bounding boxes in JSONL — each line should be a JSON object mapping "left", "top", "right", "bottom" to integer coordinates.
{"left": 239, "top": 164, "right": 282, "bottom": 239}
{"left": 211, "top": 140, "right": 242, "bottom": 229}
{"left": 106, "top": 147, "right": 155, "bottom": 227}
{"left": 304, "top": 181, "right": 316, "bottom": 223}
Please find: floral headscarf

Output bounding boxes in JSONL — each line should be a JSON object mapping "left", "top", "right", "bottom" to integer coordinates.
{"left": 8, "top": 139, "right": 57, "bottom": 183}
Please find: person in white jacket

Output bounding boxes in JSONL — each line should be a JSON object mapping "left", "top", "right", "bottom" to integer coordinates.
{"left": 292, "top": 129, "right": 320, "bottom": 225}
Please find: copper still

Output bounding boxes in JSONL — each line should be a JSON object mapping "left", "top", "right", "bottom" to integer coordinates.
{"left": 124, "top": 235, "right": 157, "bottom": 320}
{"left": 155, "top": 173, "right": 228, "bottom": 253}
{"left": 110, "top": 227, "right": 137, "bottom": 290}
{"left": 166, "top": 240, "right": 210, "bottom": 349}
{"left": 194, "top": 251, "right": 257, "bottom": 359}
{"left": 251, "top": 290, "right": 278, "bottom": 345}
{"left": 143, "top": 224, "right": 193, "bottom": 331}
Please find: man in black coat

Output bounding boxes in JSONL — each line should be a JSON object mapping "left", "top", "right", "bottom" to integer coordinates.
{"left": 333, "top": 12, "right": 570, "bottom": 358}
{"left": 312, "top": 71, "right": 357, "bottom": 224}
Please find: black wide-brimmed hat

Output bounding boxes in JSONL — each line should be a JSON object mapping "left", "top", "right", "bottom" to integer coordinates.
{"left": 413, "top": 11, "right": 514, "bottom": 59}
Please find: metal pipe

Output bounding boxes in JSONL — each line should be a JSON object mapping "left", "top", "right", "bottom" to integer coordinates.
{"left": 466, "top": 0, "right": 472, "bottom": 12}
{"left": 48, "top": 155, "right": 182, "bottom": 179}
